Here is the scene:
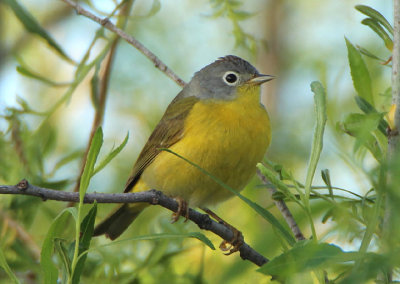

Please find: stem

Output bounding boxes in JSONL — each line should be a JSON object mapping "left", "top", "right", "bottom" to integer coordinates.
{"left": 69, "top": 201, "right": 82, "bottom": 283}
{"left": 69, "top": 0, "right": 135, "bottom": 204}
{"left": 60, "top": 0, "right": 186, "bottom": 87}
{"left": 257, "top": 169, "right": 305, "bottom": 241}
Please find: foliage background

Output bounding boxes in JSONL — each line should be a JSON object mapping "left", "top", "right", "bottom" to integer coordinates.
{"left": 0, "top": 0, "right": 395, "bottom": 283}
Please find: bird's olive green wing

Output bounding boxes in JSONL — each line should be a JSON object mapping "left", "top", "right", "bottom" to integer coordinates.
{"left": 124, "top": 94, "right": 199, "bottom": 192}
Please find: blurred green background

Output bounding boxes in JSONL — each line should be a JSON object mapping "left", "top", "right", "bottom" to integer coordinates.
{"left": 0, "top": 0, "right": 393, "bottom": 283}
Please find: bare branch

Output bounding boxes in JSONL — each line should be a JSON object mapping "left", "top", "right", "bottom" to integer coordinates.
{"left": 1, "top": 179, "right": 268, "bottom": 267}
{"left": 60, "top": 0, "right": 186, "bottom": 87}
{"left": 70, "top": 0, "right": 135, "bottom": 204}
{"left": 257, "top": 169, "right": 305, "bottom": 241}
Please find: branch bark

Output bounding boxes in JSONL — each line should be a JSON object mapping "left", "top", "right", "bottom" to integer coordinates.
{"left": 257, "top": 169, "right": 305, "bottom": 241}
{"left": 1, "top": 180, "right": 268, "bottom": 267}
{"left": 60, "top": 0, "right": 186, "bottom": 87}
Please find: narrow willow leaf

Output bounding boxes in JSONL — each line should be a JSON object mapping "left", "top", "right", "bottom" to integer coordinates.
{"left": 355, "top": 96, "right": 388, "bottom": 135}
{"left": 45, "top": 40, "right": 113, "bottom": 116}
{"left": 357, "top": 45, "right": 386, "bottom": 61}
{"left": 79, "top": 128, "right": 103, "bottom": 199}
{"left": 40, "top": 209, "right": 75, "bottom": 284}
{"left": 0, "top": 248, "right": 20, "bottom": 284}
{"left": 341, "top": 246, "right": 388, "bottom": 283}
{"left": 90, "top": 64, "right": 100, "bottom": 110}
{"left": 17, "top": 65, "right": 71, "bottom": 87}
{"left": 342, "top": 113, "right": 384, "bottom": 161}
{"left": 258, "top": 241, "right": 360, "bottom": 278}
{"left": 51, "top": 150, "right": 84, "bottom": 175}
{"left": 72, "top": 204, "right": 97, "bottom": 284}
{"left": 54, "top": 239, "right": 72, "bottom": 279}
{"left": 232, "top": 11, "right": 254, "bottom": 21}
{"left": 92, "top": 132, "right": 129, "bottom": 176}
{"left": 345, "top": 38, "right": 374, "bottom": 105}
{"left": 305, "top": 82, "right": 327, "bottom": 199}
{"left": 4, "top": 0, "right": 74, "bottom": 63}
{"left": 142, "top": 0, "right": 161, "bottom": 17}
{"left": 355, "top": 5, "right": 393, "bottom": 35}
{"left": 321, "top": 169, "right": 333, "bottom": 199}
{"left": 161, "top": 149, "right": 296, "bottom": 246}
{"left": 361, "top": 18, "right": 393, "bottom": 50}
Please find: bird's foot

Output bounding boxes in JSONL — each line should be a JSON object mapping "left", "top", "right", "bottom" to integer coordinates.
{"left": 202, "top": 208, "right": 244, "bottom": 255}
{"left": 171, "top": 197, "right": 189, "bottom": 223}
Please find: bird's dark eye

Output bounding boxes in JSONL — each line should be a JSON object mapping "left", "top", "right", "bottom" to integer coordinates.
{"left": 223, "top": 71, "right": 239, "bottom": 85}
{"left": 225, "top": 73, "right": 237, "bottom": 83}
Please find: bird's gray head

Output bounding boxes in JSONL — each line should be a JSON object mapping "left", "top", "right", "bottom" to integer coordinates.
{"left": 182, "top": 55, "right": 273, "bottom": 101}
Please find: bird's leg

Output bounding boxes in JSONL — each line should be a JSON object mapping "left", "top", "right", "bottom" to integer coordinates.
{"left": 202, "top": 207, "right": 244, "bottom": 255}
{"left": 171, "top": 197, "right": 189, "bottom": 223}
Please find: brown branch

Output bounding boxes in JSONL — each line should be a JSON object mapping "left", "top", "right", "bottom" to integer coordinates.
{"left": 257, "top": 169, "right": 305, "bottom": 241}
{"left": 70, "top": 0, "right": 135, "bottom": 204}
{"left": 60, "top": 0, "right": 186, "bottom": 87}
{"left": 1, "top": 179, "right": 269, "bottom": 267}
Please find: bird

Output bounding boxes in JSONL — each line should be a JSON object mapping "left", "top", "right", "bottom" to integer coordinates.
{"left": 93, "top": 55, "right": 273, "bottom": 252}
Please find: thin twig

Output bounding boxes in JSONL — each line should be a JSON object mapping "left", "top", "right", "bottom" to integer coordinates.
{"left": 1, "top": 179, "right": 268, "bottom": 267}
{"left": 60, "top": 0, "right": 186, "bottom": 87}
{"left": 69, "top": 0, "right": 135, "bottom": 205}
{"left": 0, "top": 211, "right": 41, "bottom": 261}
{"left": 257, "top": 169, "right": 305, "bottom": 241}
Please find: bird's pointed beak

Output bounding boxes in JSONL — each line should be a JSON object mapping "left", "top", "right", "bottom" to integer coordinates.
{"left": 248, "top": 74, "right": 275, "bottom": 85}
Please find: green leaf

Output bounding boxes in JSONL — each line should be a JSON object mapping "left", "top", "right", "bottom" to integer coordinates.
{"left": 340, "top": 252, "right": 388, "bottom": 284}
{"left": 258, "top": 241, "right": 359, "bottom": 278}
{"left": 45, "top": 39, "right": 112, "bottom": 116}
{"left": 145, "top": 0, "right": 161, "bottom": 17}
{"left": 161, "top": 148, "right": 296, "bottom": 246}
{"left": 71, "top": 203, "right": 97, "bottom": 284}
{"left": 357, "top": 45, "right": 386, "bottom": 61}
{"left": 70, "top": 129, "right": 102, "bottom": 281}
{"left": 90, "top": 63, "right": 100, "bottom": 110}
{"left": 40, "top": 209, "right": 76, "bottom": 284}
{"left": 361, "top": 18, "right": 393, "bottom": 50}
{"left": 79, "top": 128, "right": 103, "bottom": 199}
{"left": 232, "top": 10, "right": 254, "bottom": 21}
{"left": 4, "top": 0, "right": 74, "bottom": 64}
{"left": 341, "top": 113, "right": 384, "bottom": 161}
{"left": 15, "top": 96, "right": 46, "bottom": 115}
{"left": 16, "top": 65, "right": 71, "bottom": 87}
{"left": 0, "top": 247, "right": 20, "bottom": 284}
{"left": 355, "top": 96, "right": 388, "bottom": 135}
{"left": 355, "top": 5, "right": 393, "bottom": 35}
{"left": 50, "top": 150, "right": 84, "bottom": 176}
{"left": 92, "top": 132, "right": 129, "bottom": 176}
{"left": 305, "top": 82, "right": 327, "bottom": 200}
{"left": 345, "top": 38, "right": 374, "bottom": 105}
{"left": 54, "top": 239, "right": 72, "bottom": 280}
{"left": 321, "top": 169, "right": 333, "bottom": 200}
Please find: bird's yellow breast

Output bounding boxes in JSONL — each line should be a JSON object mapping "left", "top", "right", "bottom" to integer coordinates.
{"left": 139, "top": 85, "right": 271, "bottom": 207}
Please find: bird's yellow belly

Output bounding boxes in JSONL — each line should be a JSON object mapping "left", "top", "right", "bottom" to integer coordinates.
{"left": 139, "top": 89, "right": 270, "bottom": 207}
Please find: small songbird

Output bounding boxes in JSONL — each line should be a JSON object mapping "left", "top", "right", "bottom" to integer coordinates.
{"left": 94, "top": 55, "right": 273, "bottom": 250}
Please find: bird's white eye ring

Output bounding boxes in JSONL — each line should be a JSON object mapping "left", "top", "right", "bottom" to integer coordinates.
{"left": 222, "top": 71, "right": 239, "bottom": 86}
